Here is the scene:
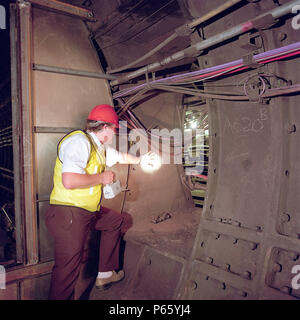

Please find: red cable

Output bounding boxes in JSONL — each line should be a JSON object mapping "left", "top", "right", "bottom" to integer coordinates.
{"left": 173, "top": 64, "right": 243, "bottom": 82}
{"left": 257, "top": 50, "right": 300, "bottom": 65}
{"left": 225, "top": 51, "right": 300, "bottom": 76}
{"left": 171, "top": 49, "right": 300, "bottom": 84}
{"left": 181, "top": 50, "right": 300, "bottom": 82}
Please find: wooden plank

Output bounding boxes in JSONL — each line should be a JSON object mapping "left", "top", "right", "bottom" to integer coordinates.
{"left": 6, "top": 261, "right": 54, "bottom": 284}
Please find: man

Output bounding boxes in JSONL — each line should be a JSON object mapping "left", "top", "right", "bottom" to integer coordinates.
{"left": 45, "top": 104, "right": 142, "bottom": 300}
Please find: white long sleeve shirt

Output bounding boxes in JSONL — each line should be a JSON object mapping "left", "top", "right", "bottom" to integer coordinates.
{"left": 59, "top": 131, "right": 122, "bottom": 174}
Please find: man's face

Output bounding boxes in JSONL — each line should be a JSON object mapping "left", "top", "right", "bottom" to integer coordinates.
{"left": 95, "top": 124, "right": 117, "bottom": 145}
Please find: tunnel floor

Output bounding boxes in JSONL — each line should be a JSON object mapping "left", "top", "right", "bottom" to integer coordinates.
{"left": 87, "top": 207, "right": 201, "bottom": 300}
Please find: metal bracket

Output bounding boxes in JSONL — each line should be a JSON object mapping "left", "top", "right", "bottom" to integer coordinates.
{"left": 242, "top": 53, "right": 261, "bottom": 68}
{"left": 240, "top": 32, "right": 263, "bottom": 52}
{"left": 175, "top": 24, "right": 193, "bottom": 37}
{"left": 184, "top": 46, "right": 201, "bottom": 59}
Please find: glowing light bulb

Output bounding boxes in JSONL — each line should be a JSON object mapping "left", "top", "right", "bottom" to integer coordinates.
{"left": 140, "top": 152, "right": 162, "bottom": 173}
{"left": 190, "top": 121, "right": 198, "bottom": 129}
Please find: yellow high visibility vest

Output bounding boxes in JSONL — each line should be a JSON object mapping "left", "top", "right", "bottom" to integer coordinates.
{"left": 50, "top": 130, "right": 105, "bottom": 212}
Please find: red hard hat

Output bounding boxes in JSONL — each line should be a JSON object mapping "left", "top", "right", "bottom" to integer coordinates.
{"left": 87, "top": 104, "right": 119, "bottom": 128}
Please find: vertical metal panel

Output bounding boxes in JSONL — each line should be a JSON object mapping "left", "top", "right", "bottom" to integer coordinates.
{"left": 9, "top": 3, "right": 24, "bottom": 264}
{"left": 0, "top": 282, "right": 18, "bottom": 300}
{"left": 20, "top": 273, "right": 51, "bottom": 299}
{"left": 31, "top": 6, "right": 114, "bottom": 264}
{"left": 19, "top": 1, "right": 39, "bottom": 265}
{"left": 266, "top": 247, "right": 300, "bottom": 298}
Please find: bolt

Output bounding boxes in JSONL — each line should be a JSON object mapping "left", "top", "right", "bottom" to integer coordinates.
{"left": 289, "top": 252, "right": 299, "bottom": 261}
{"left": 277, "top": 32, "right": 287, "bottom": 41}
{"left": 285, "top": 170, "right": 290, "bottom": 177}
{"left": 206, "top": 257, "right": 214, "bottom": 264}
{"left": 281, "top": 286, "right": 292, "bottom": 295}
{"left": 243, "top": 270, "right": 252, "bottom": 279}
{"left": 272, "top": 263, "right": 282, "bottom": 273}
{"left": 232, "top": 220, "right": 241, "bottom": 227}
{"left": 190, "top": 281, "right": 198, "bottom": 290}
{"left": 287, "top": 124, "right": 296, "bottom": 134}
{"left": 225, "top": 263, "right": 231, "bottom": 271}
{"left": 281, "top": 213, "right": 291, "bottom": 223}
{"left": 214, "top": 233, "right": 220, "bottom": 240}
{"left": 250, "top": 242, "right": 258, "bottom": 250}
{"left": 238, "top": 290, "right": 248, "bottom": 297}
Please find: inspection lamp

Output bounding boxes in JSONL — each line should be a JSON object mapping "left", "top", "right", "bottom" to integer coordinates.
{"left": 140, "top": 152, "right": 162, "bottom": 173}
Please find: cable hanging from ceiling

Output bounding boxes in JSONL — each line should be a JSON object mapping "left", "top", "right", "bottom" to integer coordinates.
{"left": 114, "top": 41, "right": 300, "bottom": 101}
{"left": 113, "top": 40, "right": 300, "bottom": 143}
{"left": 106, "top": 0, "right": 245, "bottom": 74}
{"left": 110, "top": 0, "right": 299, "bottom": 86}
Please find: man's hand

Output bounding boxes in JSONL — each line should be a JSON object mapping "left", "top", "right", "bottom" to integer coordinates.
{"left": 140, "top": 152, "right": 161, "bottom": 172}
{"left": 140, "top": 152, "right": 157, "bottom": 166}
{"left": 99, "top": 170, "right": 115, "bottom": 185}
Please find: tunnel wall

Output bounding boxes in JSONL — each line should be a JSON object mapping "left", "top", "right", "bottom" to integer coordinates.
{"left": 180, "top": 0, "right": 300, "bottom": 300}
{"left": 90, "top": 0, "right": 300, "bottom": 300}
{"left": 2, "top": 0, "right": 300, "bottom": 300}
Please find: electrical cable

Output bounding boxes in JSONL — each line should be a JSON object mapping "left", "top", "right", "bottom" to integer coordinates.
{"left": 101, "top": 0, "right": 177, "bottom": 51}
{"left": 107, "top": 0, "right": 245, "bottom": 74}
{"left": 113, "top": 42, "right": 300, "bottom": 100}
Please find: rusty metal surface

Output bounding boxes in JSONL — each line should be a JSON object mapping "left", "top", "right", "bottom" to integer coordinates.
{"left": 18, "top": 1, "right": 39, "bottom": 265}
{"left": 89, "top": 240, "right": 146, "bottom": 300}
{"left": 90, "top": 242, "right": 185, "bottom": 300}
{"left": 4, "top": 0, "right": 300, "bottom": 300}
{"left": 32, "top": 7, "right": 100, "bottom": 71}
{"left": 89, "top": 0, "right": 300, "bottom": 301}
{"left": 31, "top": 6, "right": 113, "bottom": 264}
{"left": 180, "top": 0, "right": 300, "bottom": 300}
{"left": 10, "top": 3, "right": 24, "bottom": 264}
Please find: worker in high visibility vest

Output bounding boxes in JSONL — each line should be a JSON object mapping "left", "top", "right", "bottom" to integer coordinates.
{"left": 46, "top": 104, "right": 142, "bottom": 300}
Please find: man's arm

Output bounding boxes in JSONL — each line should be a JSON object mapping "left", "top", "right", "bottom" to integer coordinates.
{"left": 62, "top": 171, "right": 115, "bottom": 189}
{"left": 118, "top": 152, "right": 141, "bottom": 165}
{"left": 117, "top": 151, "right": 157, "bottom": 165}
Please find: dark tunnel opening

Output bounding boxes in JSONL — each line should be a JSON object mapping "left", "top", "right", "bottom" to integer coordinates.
{"left": 0, "top": 0, "right": 15, "bottom": 267}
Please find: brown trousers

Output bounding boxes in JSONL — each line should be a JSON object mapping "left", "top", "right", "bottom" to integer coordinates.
{"left": 45, "top": 204, "right": 133, "bottom": 300}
